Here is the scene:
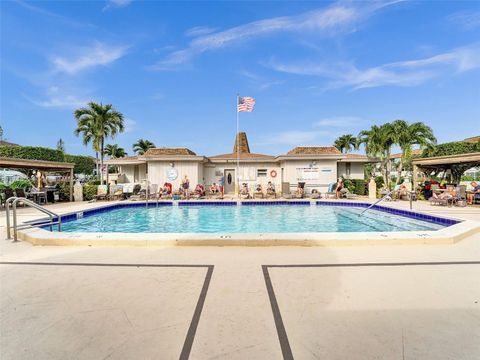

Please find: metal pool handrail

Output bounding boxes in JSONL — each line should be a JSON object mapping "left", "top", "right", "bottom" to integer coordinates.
{"left": 360, "top": 190, "right": 395, "bottom": 216}
{"left": 5, "top": 197, "right": 61, "bottom": 241}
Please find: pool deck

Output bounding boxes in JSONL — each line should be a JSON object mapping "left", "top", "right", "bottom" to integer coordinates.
{"left": 1, "top": 199, "right": 480, "bottom": 359}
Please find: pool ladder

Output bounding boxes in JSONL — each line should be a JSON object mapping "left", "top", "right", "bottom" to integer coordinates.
{"left": 360, "top": 190, "right": 395, "bottom": 216}
{"left": 4, "top": 197, "right": 61, "bottom": 242}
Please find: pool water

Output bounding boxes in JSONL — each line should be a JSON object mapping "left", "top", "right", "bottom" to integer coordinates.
{"left": 57, "top": 205, "right": 445, "bottom": 233}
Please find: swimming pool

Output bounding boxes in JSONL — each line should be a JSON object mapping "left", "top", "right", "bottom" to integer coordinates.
{"left": 55, "top": 202, "right": 452, "bottom": 233}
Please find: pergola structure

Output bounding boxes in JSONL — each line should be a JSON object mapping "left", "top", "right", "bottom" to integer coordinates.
{"left": 412, "top": 152, "right": 480, "bottom": 183}
{"left": 0, "top": 157, "right": 75, "bottom": 201}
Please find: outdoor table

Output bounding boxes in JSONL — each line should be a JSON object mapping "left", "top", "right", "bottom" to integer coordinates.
{"left": 29, "top": 191, "right": 47, "bottom": 204}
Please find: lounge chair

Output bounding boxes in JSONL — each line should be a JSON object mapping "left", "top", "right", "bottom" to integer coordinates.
{"left": 266, "top": 186, "right": 276, "bottom": 199}
{"left": 454, "top": 185, "right": 467, "bottom": 207}
{"left": 128, "top": 184, "right": 143, "bottom": 200}
{"left": 107, "top": 184, "right": 124, "bottom": 201}
{"left": 254, "top": 185, "right": 264, "bottom": 199}
{"left": 148, "top": 184, "right": 159, "bottom": 200}
{"left": 325, "top": 183, "right": 336, "bottom": 199}
{"left": 429, "top": 195, "right": 449, "bottom": 206}
{"left": 93, "top": 185, "right": 108, "bottom": 201}
{"left": 240, "top": 184, "right": 251, "bottom": 199}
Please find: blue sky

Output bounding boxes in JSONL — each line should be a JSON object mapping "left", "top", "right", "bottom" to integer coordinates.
{"left": 1, "top": 0, "right": 479, "bottom": 157}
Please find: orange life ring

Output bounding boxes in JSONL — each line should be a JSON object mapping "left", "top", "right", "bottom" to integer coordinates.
{"left": 270, "top": 170, "right": 277, "bottom": 178}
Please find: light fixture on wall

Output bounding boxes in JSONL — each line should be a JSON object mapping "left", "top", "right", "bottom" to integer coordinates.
{"left": 169, "top": 162, "right": 174, "bottom": 167}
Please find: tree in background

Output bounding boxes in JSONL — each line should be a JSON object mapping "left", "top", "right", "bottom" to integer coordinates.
{"left": 0, "top": 126, "right": 3, "bottom": 142}
{"left": 74, "top": 102, "right": 124, "bottom": 184}
{"left": 133, "top": 139, "right": 155, "bottom": 155}
{"left": 390, "top": 120, "right": 436, "bottom": 184}
{"left": 56, "top": 138, "right": 65, "bottom": 153}
{"left": 105, "top": 144, "right": 127, "bottom": 158}
{"left": 333, "top": 134, "right": 357, "bottom": 153}
{"left": 357, "top": 123, "right": 395, "bottom": 188}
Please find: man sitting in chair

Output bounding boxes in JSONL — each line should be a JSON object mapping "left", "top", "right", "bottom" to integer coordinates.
{"left": 240, "top": 183, "right": 250, "bottom": 199}
{"left": 267, "top": 181, "right": 275, "bottom": 196}
{"left": 254, "top": 184, "right": 264, "bottom": 198}
{"left": 209, "top": 183, "right": 220, "bottom": 194}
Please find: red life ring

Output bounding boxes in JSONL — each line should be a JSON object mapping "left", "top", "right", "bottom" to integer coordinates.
{"left": 270, "top": 170, "right": 277, "bottom": 178}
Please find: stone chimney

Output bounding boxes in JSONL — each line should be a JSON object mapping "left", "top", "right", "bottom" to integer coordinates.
{"left": 233, "top": 132, "right": 251, "bottom": 154}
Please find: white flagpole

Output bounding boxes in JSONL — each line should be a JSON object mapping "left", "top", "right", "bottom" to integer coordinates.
{"left": 236, "top": 94, "right": 240, "bottom": 197}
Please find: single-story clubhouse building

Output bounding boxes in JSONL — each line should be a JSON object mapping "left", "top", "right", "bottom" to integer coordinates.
{"left": 105, "top": 133, "right": 377, "bottom": 194}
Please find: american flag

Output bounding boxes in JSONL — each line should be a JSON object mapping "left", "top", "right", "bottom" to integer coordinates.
{"left": 237, "top": 96, "right": 256, "bottom": 112}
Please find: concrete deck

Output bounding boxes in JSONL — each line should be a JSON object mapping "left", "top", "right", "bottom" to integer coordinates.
{"left": 1, "top": 200, "right": 479, "bottom": 359}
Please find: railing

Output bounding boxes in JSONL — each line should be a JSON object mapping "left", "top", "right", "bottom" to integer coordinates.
{"left": 360, "top": 190, "right": 395, "bottom": 216}
{"left": 5, "top": 197, "right": 61, "bottom": 241}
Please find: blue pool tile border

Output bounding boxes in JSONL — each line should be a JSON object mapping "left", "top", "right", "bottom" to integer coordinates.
{"left": 35, "top": 200, "right": 460, "bottom": 229}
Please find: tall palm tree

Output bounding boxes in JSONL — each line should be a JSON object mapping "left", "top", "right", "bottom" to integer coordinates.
{"left": 390, "top": 120, "right": 436, "bottom": 184}
{"left": 105, "top": 144, "right": 127, "bottom": 158}
{"left": 74, "top": 116, "right": 101, "bottom": 176}
{"left": 133, "top": 139, "right": 155, "bottom": 155}
{"left": 357, "top": 123, "right": 395, "bottom": 187}
{"left": 333, "top": 134, "right": 357, "bottom": 153}
{"left": 74, "top": 102, "right": 124, "bottom": 183}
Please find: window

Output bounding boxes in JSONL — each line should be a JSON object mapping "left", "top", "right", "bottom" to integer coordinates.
{"left": 346, "top": 162, "right": 351, "bottom": 176}
{"left": 257, "top": 169, "right": 267, "bottom": 177}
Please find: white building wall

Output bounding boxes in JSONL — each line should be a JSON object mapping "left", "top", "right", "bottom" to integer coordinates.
{"left": 338, "top": 162, "right": 365, "bottom": 180}
{"left": 147, "top": 161, "right": 201, "bottom": 189}
{"left": 280, "top": 159, "right": 338, "bottom": 193}
{"left": 204, "top": 162, "right": 281, "bottom": 192}
{"left": 119, "top": 165, "right": 135, "bottom": 183}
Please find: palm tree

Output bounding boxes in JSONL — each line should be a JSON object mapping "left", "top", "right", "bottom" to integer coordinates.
{"left": 133, "top": 139, "right": 155, "bottom": 155}
{"left": 357, "top": 123, "right": 395, "bottom": 187}
{"left": 334, "top": 134, "right": 357, "bottom": 153}
{"left": 74, "top": 102, "right": 124, "bottom": 184}
{"left": 74, "top": 116, "right": 101, "bottom": 176}
{"left": 390, "top": 120, "right": 436, "bottom": 184}
{"left": 105, "top": 144, "right": 127, "bottom": 158}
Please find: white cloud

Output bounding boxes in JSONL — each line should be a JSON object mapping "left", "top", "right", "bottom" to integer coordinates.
{"left": 314, "top": 116, "right": 364, "bottom": 127}
{"left": 239, "top": 70, "right": 284, "bottom": 90}
{"left": 150, "top": 1, "right": 401, "bottom": 70}
{"left": 28, "top": 86, "right": 89, "bottom": 109}
{"left": 268, "top": 43, "right": 480, "bottom": 90}
{"left": 259, "top": 130, "right": 335, "bottom": 145}
{"left": 52, "top": 42, "right": 129, "bottom": 74}
{"left": 185, "top": 26, "right": 217, "bottom": 37}
{"left": 448, "top": 11, "right": 480, "bottom": 30}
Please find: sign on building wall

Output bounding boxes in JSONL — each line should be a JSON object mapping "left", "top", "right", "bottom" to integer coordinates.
{"left": 166, "top": 167, "right": 178, "bottom": 181}
{"left": 296, "top": 167, "right": 333, "bottom": 181}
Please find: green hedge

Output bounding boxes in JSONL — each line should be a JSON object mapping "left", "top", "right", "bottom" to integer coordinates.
{"left": 0, "top": 145, "right": 95, "bottom": 175}
{"left": 83, "top": 184, "right": 98, "bottom": 201}
{"left": 64, "top": 154, "right": 95, "bottom": 175}
{"left": 0, "top": 145, "right": 64, "bottom": 162}
{"left": 352, "top": 179, "right": 366, "bottom": 195}
{"left": 422, "top": 140, "right": 480, "bottom": 158}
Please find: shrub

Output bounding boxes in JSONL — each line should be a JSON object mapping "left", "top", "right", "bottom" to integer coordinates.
{"left": 0, "top": 145, "right": 64, "bottom": 162}
{"left": 9, "top": 179, "right": 34, "bottom": 190}
{"left": 64, "top": 154, "right": 95, "bottom": 175}
{"left": 83, "top": 184, "right": 98, "bottom": 201}
{"left": 342, "top": 179, "right": 355, "bottom": 193}
{"left": 57, "top": 182, "right": 71, "bottom": 201}
{"left": 352, "top": 179, "right": 366, "bottom": 195}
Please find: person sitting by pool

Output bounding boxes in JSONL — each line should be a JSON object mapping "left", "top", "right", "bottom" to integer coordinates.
{"left": 209, "top": 182, "right": 219, "bottom": 194}
{"left": 335, "top": 178, "right": 344, "bottom": 199}
{"left": 267, "top": 181, "right": 275, "bottom": 194}
{"left": 294, "top": 183, "right": 304, "bottom": 198}
{"left": 432, "top": 185, "right": 456, "bottom": 200}
{"left": 254, "top": 184, "right": 264, "bottom": 198}
{"left": 467, "top": 181, "right": 480, "bottom": 205}
{"left": 193, "top": 184, "right": 205, "bottom": 198}
{"left": 160, "top": 182, "right": 172, "bottom": 197}
{"left": 240, "top": 183, "right": 250, "bottom": 199}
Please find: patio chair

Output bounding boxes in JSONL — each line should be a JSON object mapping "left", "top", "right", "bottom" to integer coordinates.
{"left": 93, "top": 185, "right": 108, "bottom": 201}
{"left": 325, "top": 183, "right": 336, "bottom": 199}
{"left": 148, "top": 184, "right": 159, "bottom": 199}
{"left": 454, "top": 185, "right": 467, "bottom": 207}
{"left": 254, "top": 184, "right": 264, "bottom": 199}
{"left": 309, "top": 189, "right": 321, "bottom": 199}
{"left": 129, "top": 184, "right": 144, "bottom": 201}
{"left": 429, "top": 196, "right": 448, "bottom": 206}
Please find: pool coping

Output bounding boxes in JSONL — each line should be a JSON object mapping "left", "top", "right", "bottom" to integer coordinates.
{"left": 16, "top": 200, "right": 480, "bottom": 247}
